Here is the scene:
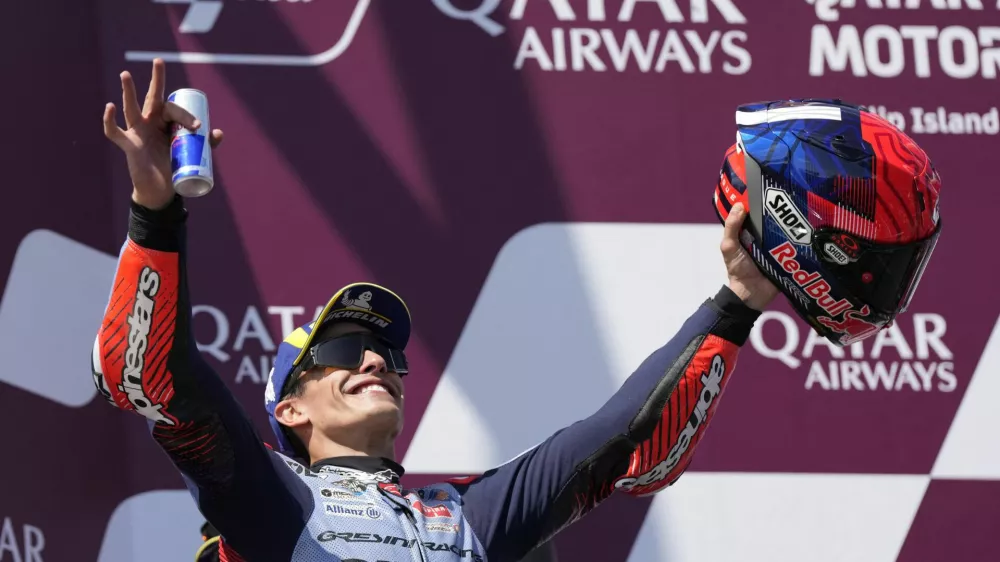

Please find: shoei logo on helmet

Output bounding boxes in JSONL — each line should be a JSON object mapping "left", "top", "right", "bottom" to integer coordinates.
{"left": 823, "top": 242, "right": 851, "bottom": 265}
{"left": 823, "top": 233, "right": 861, "bottom": 266}
{"left": 765, "top": 188, "right": 813, "bottom": 245}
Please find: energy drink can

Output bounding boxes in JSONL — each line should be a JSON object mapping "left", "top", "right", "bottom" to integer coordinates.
{"left": 168, "top": 88, "right": 214, "bottom": 198}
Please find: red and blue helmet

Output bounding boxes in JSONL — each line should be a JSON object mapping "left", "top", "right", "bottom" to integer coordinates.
{"left": 714, "top": 99, "right": 942, "bottom": 346}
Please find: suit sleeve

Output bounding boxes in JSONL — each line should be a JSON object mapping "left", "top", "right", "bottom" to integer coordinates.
{"left": 451, "top": 286, "right": 761, "bottom": 562}
{"left": 91, "top": 196, "right": 306, "bottom": 559}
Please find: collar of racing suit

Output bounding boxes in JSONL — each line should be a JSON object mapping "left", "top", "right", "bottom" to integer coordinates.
{"left": 310, "top": 456, "right": 405, "bottom": 482}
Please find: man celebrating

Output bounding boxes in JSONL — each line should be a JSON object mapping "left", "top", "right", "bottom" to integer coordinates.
{"left": 96, "top": 61, "right": 940, "bottom": 562}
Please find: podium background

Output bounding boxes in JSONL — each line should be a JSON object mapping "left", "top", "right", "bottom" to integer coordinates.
{"left": 0, "top": 1, "right": 997, "bottom": 560}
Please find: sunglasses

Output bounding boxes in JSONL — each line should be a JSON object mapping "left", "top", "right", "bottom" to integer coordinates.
{"left": 282, "top": 333, "right": 409, "bottom": 398}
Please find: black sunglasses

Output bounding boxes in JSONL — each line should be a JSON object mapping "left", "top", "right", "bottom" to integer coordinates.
{"left": 282, "top": 333, "right": 409, "bottom": 397}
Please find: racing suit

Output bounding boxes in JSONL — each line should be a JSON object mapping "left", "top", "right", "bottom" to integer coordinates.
{"left": 91, "top": 197, "right": 762, "bottom": 562}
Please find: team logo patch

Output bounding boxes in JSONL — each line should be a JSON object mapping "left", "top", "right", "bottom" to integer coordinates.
{"left": 321, "top": 487, "right": 364, "bottom": 500}
{"left": 371, "top": 469, "right": 398, "bottom": 483}
{"left": 324, "top": 503, "right": 382, "bottom": 520}
{"left": 411, "top": 500, "right": 453, "bottom": 519}
{"left": 379, "top": 483, "right": 403, "bottom": 497}
{"left": 426, "top": 523, "right": 461, "bottom": 534}
{"left": 332, "top": 477, "right": 369, "bottom": 494}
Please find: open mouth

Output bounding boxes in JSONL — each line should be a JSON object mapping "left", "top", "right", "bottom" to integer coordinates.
{"left": 347, "top": 380, "right": 398, "bottom": 399}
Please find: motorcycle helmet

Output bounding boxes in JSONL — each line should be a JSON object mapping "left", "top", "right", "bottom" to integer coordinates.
{"left": 713, "top": 99, "right": 942, "bottom": 346}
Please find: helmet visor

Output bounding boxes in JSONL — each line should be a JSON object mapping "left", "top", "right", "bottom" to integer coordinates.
{"left": 814, "top": 223, "right": 941, "bottom": 317}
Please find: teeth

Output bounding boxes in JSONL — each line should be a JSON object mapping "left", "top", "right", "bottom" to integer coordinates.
{"left": 358, "top": 384, "right": 390, "bottom": 395}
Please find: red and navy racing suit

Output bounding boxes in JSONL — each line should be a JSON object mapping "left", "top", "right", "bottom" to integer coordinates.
{"left": 91, "top": 197, "right": 761, "bottom": 562}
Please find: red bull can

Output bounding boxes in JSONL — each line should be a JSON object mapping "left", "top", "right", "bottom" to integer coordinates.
{"left": 168, "top": 88, "right": 214, "bottom": 198}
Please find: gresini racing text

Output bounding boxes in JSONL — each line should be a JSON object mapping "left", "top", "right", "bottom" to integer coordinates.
{"left": 317, "top": 532, "right": 484, "bottom": 562}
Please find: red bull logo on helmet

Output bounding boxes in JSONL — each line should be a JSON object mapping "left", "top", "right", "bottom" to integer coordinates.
{"left": 817, "top": 305, "right": 879, "bottom": 345}
{"left": 769, "top": 241, "right": 883, "bottom": 347}
{"left": 769, "top": 242, "right": 853, "bottom": 319}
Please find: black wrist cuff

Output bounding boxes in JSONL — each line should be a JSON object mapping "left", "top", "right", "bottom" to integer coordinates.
{"left": 705, "top": 285, "right": 762, "bottom": 346}
{"left": 128, "top": 194, "right": 186, "bottom": 252}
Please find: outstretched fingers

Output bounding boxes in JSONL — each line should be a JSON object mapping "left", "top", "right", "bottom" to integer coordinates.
{"left": 120, "top": 72, "right": 142, "bottom": 130}
{"left": 144, "top": 58, "right": 167, "bottom": 118}
{"left": 102, "top": 103, "right": 129, "bottom": 149}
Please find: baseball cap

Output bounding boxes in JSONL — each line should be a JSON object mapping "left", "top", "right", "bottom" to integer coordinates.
{"left": 264, "top": 282, "right": 411, "bottom": 455}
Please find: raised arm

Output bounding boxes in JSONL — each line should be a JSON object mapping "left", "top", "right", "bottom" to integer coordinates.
{"left": 452, "top": 203, "right": 777, "bottom": 562}
{"left": 91, "top": 60, "right": 304, "bottom": 559}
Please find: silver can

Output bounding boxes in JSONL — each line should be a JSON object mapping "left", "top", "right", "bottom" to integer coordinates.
{"left": 167, "top": 88, "right": 214, "bottom": 198}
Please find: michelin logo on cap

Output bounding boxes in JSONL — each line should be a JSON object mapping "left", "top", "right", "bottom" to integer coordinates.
{"left": 330, "top": 290, "right": 392, "bottom": 329}
{"left": 340, "top": 290, "right": 372, "bottom": 310}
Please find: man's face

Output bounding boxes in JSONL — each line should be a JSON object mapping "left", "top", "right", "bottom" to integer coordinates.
{"left": 280, "top": 323, "right": 405, "bottom": 447}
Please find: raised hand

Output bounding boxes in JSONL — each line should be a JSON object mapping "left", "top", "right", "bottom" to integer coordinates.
{"left": 102, "top": 58, "right": 223, "bottom": 210}
{"left": 721, "top": 203, "right": 779, "bottom": 311}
